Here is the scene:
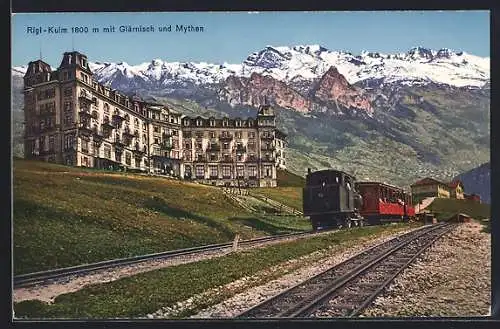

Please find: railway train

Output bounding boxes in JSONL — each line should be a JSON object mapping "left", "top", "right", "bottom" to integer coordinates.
{"left": 302, "top": 168, "right": 416, "bottom": 230}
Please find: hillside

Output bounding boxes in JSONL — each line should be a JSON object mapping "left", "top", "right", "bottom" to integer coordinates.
{"left": 13, "top": 159, "right": 310, "bottom": 275}
{"left": 455, "top": 162, "right": 490, "bottom": 204}
{"left": 277, "top": 168, "right": 306, "bottom": 187}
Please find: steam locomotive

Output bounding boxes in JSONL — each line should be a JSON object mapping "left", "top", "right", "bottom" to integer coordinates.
{"left": 303, "top": 169, "right": 415, "bottom": 230}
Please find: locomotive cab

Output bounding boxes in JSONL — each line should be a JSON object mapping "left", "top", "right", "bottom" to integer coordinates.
{"left": 303, "top": 169, "right": 365, "bottom": 230}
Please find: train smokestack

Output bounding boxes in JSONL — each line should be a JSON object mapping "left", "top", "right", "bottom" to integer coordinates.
{"left": 307, "top": 168, "right": 311, "bottom": 175}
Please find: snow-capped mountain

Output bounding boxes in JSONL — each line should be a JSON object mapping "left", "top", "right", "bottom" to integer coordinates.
{"left": 85, "top": 45, "right": 489, "bottom": 90}
{"left": 12, "top": 45, "right": 489, "bottom": 89}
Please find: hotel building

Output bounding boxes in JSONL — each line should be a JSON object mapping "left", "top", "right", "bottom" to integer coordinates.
{"left": 22, "top": 51, "right": 287, "bottom": 187}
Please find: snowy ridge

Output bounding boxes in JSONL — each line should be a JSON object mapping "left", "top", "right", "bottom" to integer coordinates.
{"left": 12, "top": 45, "right": 490, "bottom": 88}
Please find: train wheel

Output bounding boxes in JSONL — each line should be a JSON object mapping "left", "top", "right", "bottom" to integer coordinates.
{"left": 359, "top": 220, "right": 365, "bottom": 227}
{"left": 345, "top": 218, "right": 352, "bottom": 229}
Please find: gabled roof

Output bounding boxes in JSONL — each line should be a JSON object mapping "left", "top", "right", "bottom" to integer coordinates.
{"left": 411, "top": 177, "right": 447, "bottom": 187}
{"left": 448, "top": 180, "right": 464, "bottom": 189}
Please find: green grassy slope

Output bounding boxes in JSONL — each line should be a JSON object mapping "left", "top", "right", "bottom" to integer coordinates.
{"left": 13, "top": 159, "right": 308, "bottom": 274}
{"left": 426, "top": 198, "right": 491, "bottom": 221}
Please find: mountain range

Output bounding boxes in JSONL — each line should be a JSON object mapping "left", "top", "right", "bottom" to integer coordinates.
{"left": 11, "top": 44, "right": 490, "bottom": 188}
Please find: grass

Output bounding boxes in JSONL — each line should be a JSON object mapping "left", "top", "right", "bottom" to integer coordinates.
{"left": 251, "top": 187, "right": 303, "bottom": 211}
{"left": 14, "top": 223, "right": 416, "bottom": 319}
{"left": 276, "top": 169, "right": 306, "bottom": 187}
{"left": 13, "top": 159, "right": 308, "bottom": 275}
{"left": 426, "top": 198, "right": 491, "bottom": 221}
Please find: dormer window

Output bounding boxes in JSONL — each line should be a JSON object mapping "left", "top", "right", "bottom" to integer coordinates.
{"left": 222, "top": 119, "right": 228, "bottom": 127}
{"left": 236, "top": 120, "right": 241, "bottom": 127}
{"left": 209, "top": 119, "right": 215, "bottom": 127}
{"left": 197, "top": 119, "right": 203, "bottom": 126}
{"left": 184, "top": 119, "right": 190, "bottom": 126}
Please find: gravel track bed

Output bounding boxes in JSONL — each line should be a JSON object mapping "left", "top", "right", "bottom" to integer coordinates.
{"left": 144, "top": 225, "right": 422, "bottom": 318}
{"left": 360, "top": 221, "right": 491, "bottom": 317}
{"left": 13, "top": 230, "right": 333, "bottom": 304}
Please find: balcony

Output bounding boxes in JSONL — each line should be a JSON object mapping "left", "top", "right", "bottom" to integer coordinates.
{"left": 245, "top": 157, "right": 258, "bottom": 163}
{"left": 133, "top": 143, "right": 146, "bottom": 156}
{"left": 78, "top": 123, "right": 93, "bottom": 136}
{"left": 221, "top": 157, "right": 234, "bottom": 163}
{"left": 261, "top": 146, "right": 276, "bottom": 151}
{"left": 234, "top": 146, "right": 247, "bottom": 153}
{"left": 219, "top": 134, "right": 233, "bottom": 141}
{"left": 261, "top": 157, "right": 276, "bottom": 162}
{"left": 207, "top": 144, "right": 220, "bottom": 152}
{"left": 123, "top": 128, "right": 135, "bottom": 138}
{"left": 114, "top": 136, "right": 126, "bottom": 148}
{"left": 112, "top": 111, "right": 125, "bottom": 122}
{"left": 160, "top": 142, "right": 173, "bottom": 150}
{"left": 102, "top": 119, "right": 115, "bottom": 129}
{"left": 151, "top": 150, "right": 170, "bottom": 159}
{"left": 92, "top": 127, "right": 104, "bottom": 141}
{"left": 79, "top": 92, "right": 93, "bottom": 103}
{"left": 79, "top": 108, "right": 92, "bottom": 119}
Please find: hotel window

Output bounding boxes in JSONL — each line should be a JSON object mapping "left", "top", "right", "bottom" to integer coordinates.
{"left": 196, "top": 165, "right": 204, "bottom": 177}
{"left": 125, "top": 152, "right": 131, "bottom": 165}
{"left": 237, "top": 154, "right": 243, "bottom": 162}
{"left": 81, "top": 140, "right": 89, "bottom": 153}
{"left": 39, "top": 136, "right": 46, "bottom": 151}
{"left": 134, "top": 118, "right": 139, "bottom": 127}
{"left": 143, "top": 122, "right": 147, "bottom": 130}
{"left": 248, "top": 142, "right": 255, "bottom": 151}
{"left": 235, "top": 131, "right": 242, "bottom": 139}
{"left": 209, "top": 119, "right": 215, "bottom": 127}
{"left": 222, "top": 119, "right": 228, "bottom": 127}
{"left": 125, "top": 114, "right": 130, "bottom": 122}
{"left": 248, "top": 132, "right": 255, "bottom": 139}
{"left": 64, "top": 101, "right": 73, "bottom": 112}
{"left": 93, "top": 142, "right": 100, "bottom": 156}
{"left": 210, "top": 154, "right": 217, "bottom": 162}
{"left": 64, "top": 88, "right": 72, "bottom": 97}
{"left": 185, "top": 142, "right": 191, "bottom": 149}
{"left": 64, "top": 114, "right": 73, "bottom": 125}
{"left": 154, "top": 126, "right": 160, "bottom": 133}
{"left": 49, "top": 136, "right": 55, "bottom": 151}
{"left": 237, "top": 165, "right": 245, "bottom": 178}
{"left": 209, "top": 165, "right": 218, "bottom": 178}
{"left": 197, "top": 119, "right": 203, "bottom": 126}
{"left": 248, "top": 166, "right": 257, "bottom": 178}
{"left": 173, "top": 140, "right": 179, "bottom": 149}
{"left": 104, "top": 103, "right": 110, "bottom": 114}
{"left": 104, "top": 145, "right": 111, "bottom": 158}
{"left": 209, "top": 131, "right": 216, "bottom": 138}
{"left": 223, "top": 143, "right": 229, "bottom": 150}
{"left": 196, "top": 142, "right": 202, "bottom": 149}
{"left": 184, "top": 119, "right": 190, "bottom": 126}
{"left": 172, "top": 129, "right": 178, "bottom": 136}
{"left": 197, "top": 154, "right": 204, "bottom": 161}
{"left": 236, "top": 120, "right": 241, "bottom": 127}
{"left": 82, "top": 156, "right": 89, "bottom": 167}
{"left": 222, "top": 166, "right": 231, "bottom": 178}
{"left": 184, "top": 152, "right": 192, "bottom": 161}
{"left": 264, "top": 165, "right": 272, "bottom": 177}
{"left": 64, "top": 134, "right": 75, "bottom": 150}
{"left": 154, "top": 138, "right": 159, "bottom": 145}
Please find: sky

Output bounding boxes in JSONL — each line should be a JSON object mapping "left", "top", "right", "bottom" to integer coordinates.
{"left": 11, "top": 11, "right": 490, "bottom": 67}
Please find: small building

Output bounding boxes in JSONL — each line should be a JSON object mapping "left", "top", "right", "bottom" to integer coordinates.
{"left": 448, "top": 180, "right": 465, "bottom": 199}
{"left": 410, "top": 177, "right": 450, "bottom": 205}
{"left": 447, "top": 213, "right": 473, "bottom": 223}
{"left": 464, "top": 193, "right": 481, "bottom": 204}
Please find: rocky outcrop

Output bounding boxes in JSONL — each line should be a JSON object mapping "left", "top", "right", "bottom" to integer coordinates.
{"left": 220, "top": 73, "right": 311, "bottom": 113}
{"left": 312, "top": 66, "right": 373, "bottom": 115}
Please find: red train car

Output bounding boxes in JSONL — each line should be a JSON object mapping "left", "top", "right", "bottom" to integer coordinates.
{"left": 355, "top": 182, "right": 415, "bottom": 225}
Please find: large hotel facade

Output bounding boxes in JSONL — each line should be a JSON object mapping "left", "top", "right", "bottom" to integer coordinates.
{"left": 22, "top": 51, "right": 287, "bottom": 187}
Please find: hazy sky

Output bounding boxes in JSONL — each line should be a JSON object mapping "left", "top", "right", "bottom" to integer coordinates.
{"left": 11, "top": 11, "right": 490, "bottom": 67}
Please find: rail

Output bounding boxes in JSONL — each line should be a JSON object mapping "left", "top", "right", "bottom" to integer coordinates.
{"left": 237, "top": 222, "right": 455, "bottom": 318}
{"left": 14, "top": 230, "right": 319, "bottom": 289}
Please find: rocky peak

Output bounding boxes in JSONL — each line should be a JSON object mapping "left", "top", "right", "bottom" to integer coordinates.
{"left": 313, "top": 66, "right": 373, "bottom": 115}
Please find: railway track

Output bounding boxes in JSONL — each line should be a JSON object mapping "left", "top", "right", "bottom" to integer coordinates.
{"left": 237, "top": 222, "right": 456, "bottom": 318}
{"left": 14, "top": 230, "right": 322, "bottom": 289}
